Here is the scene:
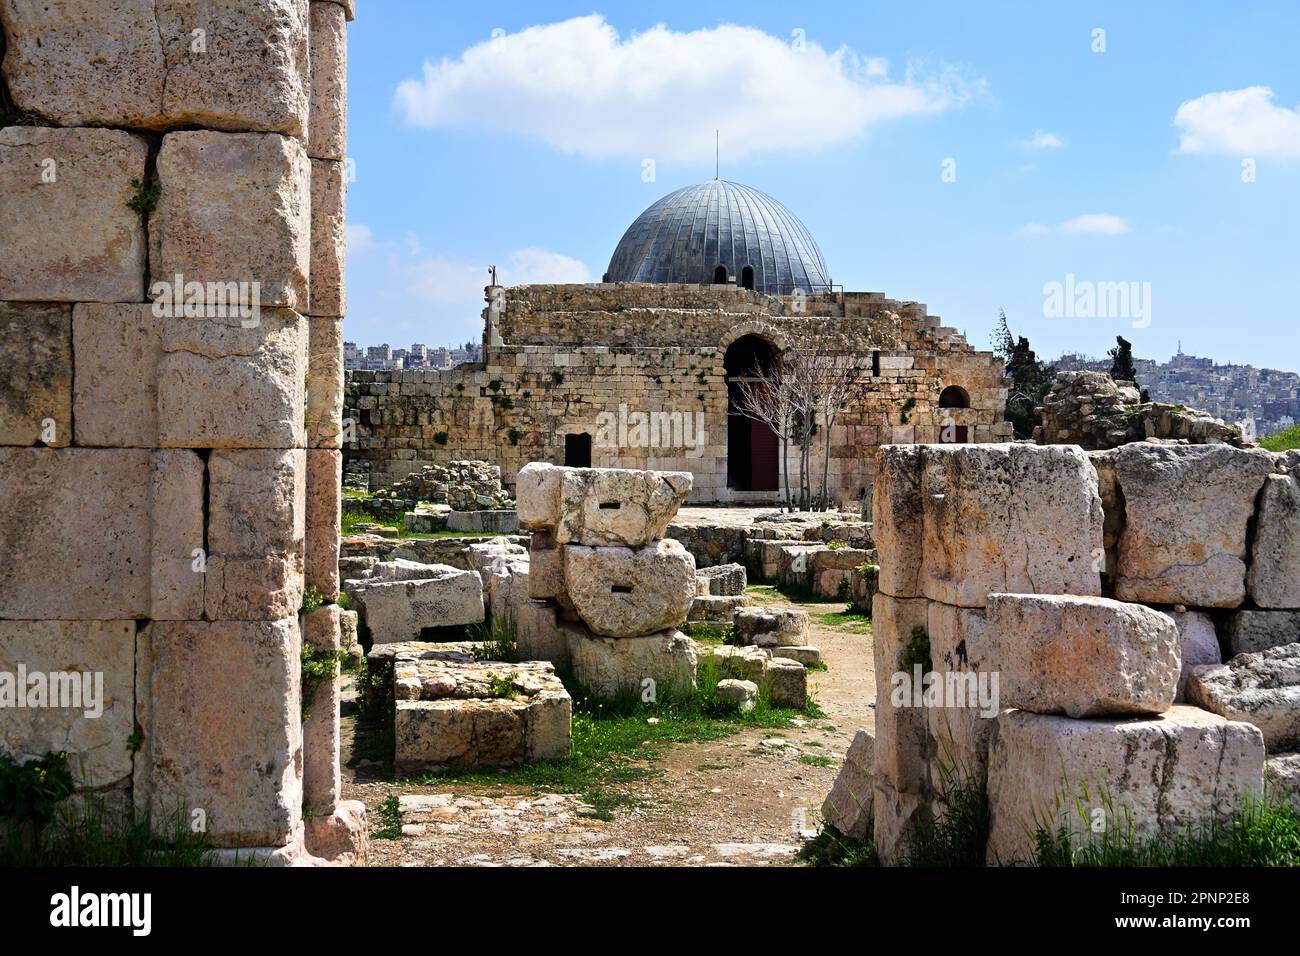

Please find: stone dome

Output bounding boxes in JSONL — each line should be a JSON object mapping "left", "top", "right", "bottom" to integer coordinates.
{"left": 603, "top": 180, "right": 831, "bottom": 295}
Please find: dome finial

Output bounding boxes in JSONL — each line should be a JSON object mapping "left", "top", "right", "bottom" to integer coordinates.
{"left": 715, "top": 129, "right": 719, "bottom": 180}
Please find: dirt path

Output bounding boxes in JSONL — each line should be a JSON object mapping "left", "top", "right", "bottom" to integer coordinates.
{"left": 341, "top": 593, "right": 875, "bottom": 867}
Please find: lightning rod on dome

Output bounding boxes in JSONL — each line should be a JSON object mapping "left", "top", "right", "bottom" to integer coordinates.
{"left": 715, "top": 129, "right": 719, "bottom": 180}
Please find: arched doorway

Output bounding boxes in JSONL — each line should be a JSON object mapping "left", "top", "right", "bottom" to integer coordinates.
{"left": 740, "top": 265, "right": 755, "bottom": 290}
{"left": 724, "top": 335, "right": 780, "bottom": 492}
{"left": 712, "top": 264, "right": 728, "bottom": 285}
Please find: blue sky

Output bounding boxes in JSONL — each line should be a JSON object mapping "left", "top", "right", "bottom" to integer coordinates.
{"left": 344, "top": 1, "right": 1300, "bottom": 369}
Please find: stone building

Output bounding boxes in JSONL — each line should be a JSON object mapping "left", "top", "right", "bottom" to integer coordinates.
{"left": 346, "top": 179, "right": 1012, "bottom": 504}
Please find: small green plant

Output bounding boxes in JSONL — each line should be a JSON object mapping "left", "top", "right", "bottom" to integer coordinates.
{"left": 127, "top": 178, "right": 160, "bottom": 215}
{"left": 468, "top": 615, "right": 520, "bottom": 662}
{"left": 836, "top": 577, "right": 851, "bottom": 600}
{"left": 550, "top": 370, "right": 564, "bottom": 386}
{"left": 498, "top": 395, "right": 515, "bottom": 410}
{"left": 904, "top": 763, "right": 989, "bottom": 866}
{"left": 433, "top": 431, "right": 449, "bottom": 445}
{"left": 854, "top": 563, "right": 879, "bottom": 579}
{"left": 301, "top": 645, "right": 346, "bottom": 719}
{"left": 337, "top": 591, "right": 352, "bottom": 611}
{"left": 0, "top": 751, "right": 76, "bottom": 839}
{"left": 300, "top": 585, "right": 324, "bottom": 615}
{"left": 125, "top": 730, "right": 144, "bottom": 754}
{"left": 680, "top": 621, "right": 735, "bottom": 645}
{"left": 373, "top": 795, "right": 402, "bottom": 840}
{"left": 455, "top": 382, "right": 465, "bottom": 392}
{"left": 800, "top": 824, "right": 880, "bottom": 867}
{"left": 486, "top": 670, "right": 521, "bottom": 699}
{"left": 901, "top": 626, "right": 931, "bottom": 672}
{"left": 827, "top": 540, "right": 848, "bottom": 550}
{"left": 799, "top": 754, "right": 836, "bottom": 768}
{"left": 488, "top": 378, "right": 502, "bottom": 392}
{"left": 507, "top": 426, "right": 523, "bottom": 445}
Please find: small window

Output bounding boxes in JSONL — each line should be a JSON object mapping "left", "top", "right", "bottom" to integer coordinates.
{"left": 564, "top": 433, "right": 592, "bottom": 467}
{"left": 938, "top": 385, "right": 970, "bottom": 409}
{"left": 712, "top": 265, "right": 728, "bottom": 284}
{"left": 741, "top": 265, "right": 755, "bottom": 290}
{"left": 871, "top": 350, "right": 880, "bottom": 377}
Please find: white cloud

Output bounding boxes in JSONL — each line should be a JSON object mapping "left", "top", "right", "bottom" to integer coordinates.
{"left": 1017, "top": 214, "right": 1129, "bottom": 237}
{"left": 394, "top": 15, "right": 981, "bottom": 162}
{"left": 1021, "top": 129, "right": 1065, "bottom": 150}
{"left": 1174, "top": 86, "right": 1300, "bottom": 158}
{"left": 349, "top": 224, "right": 590, "bottom": 311}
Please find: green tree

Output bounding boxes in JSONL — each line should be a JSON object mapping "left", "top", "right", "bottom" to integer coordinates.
{"left": 992, "top": 311, "right": 1056, "bottom": 439}
{"left": 1108, "top": 335, "right": 1136, "bottom": 382}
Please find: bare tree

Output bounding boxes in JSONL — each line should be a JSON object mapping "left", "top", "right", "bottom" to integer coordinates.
{"left": 805, "top": 351, "right": 869, "bottom": 510}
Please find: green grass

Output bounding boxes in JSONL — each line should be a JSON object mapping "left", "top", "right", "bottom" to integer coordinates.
{"left": 1033, "top": 794, "right": 1300, "bottom": 867}
{"left": 372, "top": 795, "right": 402, "bottom": 840}
{"left": 340, "top": 511, "right": 502, "bottom": 540}
{"left": 0, "top": 798, "right": 218, "bottom": 867}
{"left": 392, "top": 655, "right": 814, "bottom": 820}
{"left": 1261, "top": 424, "right": 1300, "bottom": 452}
{"left": 799, "top": 824, "right": 880, "bottom": 867}
{"left": 812, "top": 607, "right": 873, "bottom": 635}
{"left": 679, "top": 621, "right": 734, "bottom": 645}
{"left": 467, "top": 617, "right": 521, "bottom": 662}
{"left": 799, "top": 754, "right": 837, "bottom": 768}
{"left": 342, "top": 488, "right": 374, "bottom": 500}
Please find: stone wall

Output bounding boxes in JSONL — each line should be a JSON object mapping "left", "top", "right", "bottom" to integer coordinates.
{"left": 0, "top": 0, "right": 363, "bottom": 863}
{"left": 859, "top": 440, "right": 1297, "bottom": 864}
{"left": 345, "top": 285, "right": 1012, "bottom": 504}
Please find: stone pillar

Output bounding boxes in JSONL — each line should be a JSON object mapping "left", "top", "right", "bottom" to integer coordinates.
{"left": 0, "top": 0, "right": 362, "bottom": 863}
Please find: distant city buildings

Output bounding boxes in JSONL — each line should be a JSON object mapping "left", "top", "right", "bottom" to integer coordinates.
{"left": 1054, "top": 346, "right": 1300, "bottom": 437}
{"left": 343, "top": 339, "right": 482, "bottom": 371}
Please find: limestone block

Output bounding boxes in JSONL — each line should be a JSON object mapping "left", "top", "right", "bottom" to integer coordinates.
{"left": 921, "top": 443, "right": 1104, "bottom": 608}
{"left": 515, "top": 599, "right": 571, "bottom": 666}
{"left": 0, "top": 1, "right": 309, "bottom": 133}
{"left": 302, "top": 605, "right": 341, "bottom": 813}
{"left": 557, "top": 467, "right": 693, "bottom": 547}
{"left": 306, "top": 450, "right": 342, "bottom": 600}
{"left": 157, "top": 307, "right": 307, "bottom": 449}
{"left": 1186, "top": 643, "right": 1300, "bottom": 751}
{"left": 392, "top": 659, "right": 570, "bottom": 773}
{"left": 0, "top": 127, "right": 147, "bottom": 302}
{"left": 984, "top": 594, "right": 1179, "bottom": 718}
{"left": 348, "top": 568, "right": 485, "bottom": 644}
{"left": 985, "top": 707, "right": 1265, "bottom": 865}
{"left": 1266, "top": 753, "right": 1300, "bottom": 815}
{"left": 1225, "top": 610, "right": 1300, "bottom": 655}
{"left": 873, "top": 779, "right": 930, "bottom": 866}
{"left": 307, "top": 316, "right": 344, "bottom": 448}
{"left": 0, "top": 449, "right": 150, "bottom": 619}
{"left": 305, "top": 799, "right": 368, "bottom": 866}
{"left": 339, "top": 608, "right": 362, "bottom": 669}
{"left": 308, "top": 1, "right": 348, "bottom": 161}
{"left": 871, "top": 593, "right": 931, "bottom": 795}
{"left": 696, "top": 562, "right": 747, "bottom": 596}
{"left": 135, "top": 619, "right": 302, "bottom": 848}
{"left": 716, "top": 678, "right": 758, "bottom": 711}
{"left": 1114, "top": 443, "right": 1274, "bottom": 607}
{"left": 821, "top": 729, "right": 874, "bottom": 839}
{"left": 925, "top": 602, "right": 997, "bottom": 788}
{"left": 158, "top": 0, "right": 310, "bottom": 135}
{"left": 0, "top": 303, "right": 71, "bottom": 446}
{"left": 773, "top": 645, "right": 821, "bottom": 666}
{"left": 71, "top": 304, "right": 159, "bottom": 447}
{"left": 733, "top": 606, "right": 810, "bottom": 647}
{"left": 0, "top": 0, "right": 165, "bottom": 127}
{"left": 150, "top": 450, "right": 206, "bottom": 620}
{"left": 764, "top": 657, "right": 807, "bottom": 709}
{"left": 370, "top": 558, "right": 455, "bottom": 583}
{"left": 563, "top": 539, "right": 696, "bottom": 637}
{"left": 309, "top": 160, "right": 346, "bottom": 316}
{"left": 0, "top": 621, "right": 135, "bottom": 789}
{"left": 151, "top": 131, "right": 310, "bottom": 311}
{"left": 566, "top": 624, "right": 698, "bottom": 701}
{"left": 206, "top": 450, "right": 305, "bottom": 621}
{"left": 516, "top": 461, "right": 563, "bottom": 530}
{"left": 688, "top": 594, "right": 752, "bottom": 623}
{"left": 1249, "top": 473, "right": 1300, "bottom": 608}
{"left": 706, "top": 644, "right": 770, "bottom": 684}
{"left": 527, "top": 530, "right": 563, "bottom": 600}
{"left": 1170, "top": 609, "right": 1221, "bottom": 703}
{"left": 872, "top": 445, "right": 923, "bottom": 598}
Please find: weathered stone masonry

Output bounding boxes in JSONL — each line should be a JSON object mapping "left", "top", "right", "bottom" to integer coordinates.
{"left": 0, "top": 0, "right": 363, "bottom": 862}
{"left": 346, "top": 283, "right": 1012, "bottom": 503}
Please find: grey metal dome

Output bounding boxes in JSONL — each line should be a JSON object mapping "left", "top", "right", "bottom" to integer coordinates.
{"left": 603, "top": 180, "right": 831, "bottom": 294}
